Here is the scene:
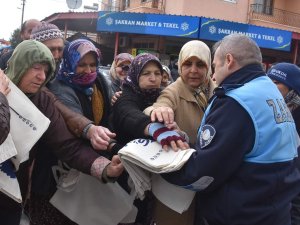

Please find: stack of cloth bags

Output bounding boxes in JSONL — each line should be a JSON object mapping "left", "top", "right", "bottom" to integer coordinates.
{"left": 118, "top": 139, "right": 196, "bottom": 213}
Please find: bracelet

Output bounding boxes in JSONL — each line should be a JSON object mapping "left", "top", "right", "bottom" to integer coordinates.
{"left": 82, "top": 123, "right": 93, "bottom": 139}
{"left": 101, "top": 164, "right": 118, "bottom": 183}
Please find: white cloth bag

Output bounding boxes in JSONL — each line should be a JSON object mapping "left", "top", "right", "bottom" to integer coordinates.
{"left": 50, "top": 171, "right": 137, "bottom": 225}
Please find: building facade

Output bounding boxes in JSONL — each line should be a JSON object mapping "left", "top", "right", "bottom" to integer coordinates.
{"left": 44, "top": 0, "right": 300, "bottom": 67}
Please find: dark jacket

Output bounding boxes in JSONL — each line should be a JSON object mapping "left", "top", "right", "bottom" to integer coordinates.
{"left": 163, "top": 64, "right": 300, "bottom": 225}
{"left": 111, "top": 85, "right": 152, "bottom": 146}
{"left": 292, "top": 106, "right": 300, "bottom": 136}
{"left": 0, "top": 92, "right": 10, "bottom": 144}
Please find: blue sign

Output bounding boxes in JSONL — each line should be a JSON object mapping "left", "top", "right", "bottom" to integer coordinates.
{"left": 97, "top": 11, "right": 200, "bottom": 38}
{"left": 199, "top": 17, "right": 292, "bottom": 51}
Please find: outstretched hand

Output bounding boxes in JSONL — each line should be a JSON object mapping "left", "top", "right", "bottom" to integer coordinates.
{"left": 148, "top": 122, "right": 189, "bottom": 151}
{"left": 0, "top": 70, "right": 10, "bottom": 96}
{"left": 150, "top": 106, "right": 174, "bottom": 126}
{"left": 106, "top": 155, "right": 124, "bottom": 177}
{"left": 87, "top": 125, "right": 116, "bottom": 150}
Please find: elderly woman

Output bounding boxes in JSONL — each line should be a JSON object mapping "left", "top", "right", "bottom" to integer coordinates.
{"left": 5, "top": 40, "right": 123, "bottom": 225}
{"left": 144, "top": 40, "right": 216, "bottom": 225}
{"left": 48, "top": 39, "right": 118, "bottom": 153}
{"left": 111, "top": 53, "right": 188, "bottom": 225}
{"left": 109, "top": 53, "right": 134, "bottom": 93}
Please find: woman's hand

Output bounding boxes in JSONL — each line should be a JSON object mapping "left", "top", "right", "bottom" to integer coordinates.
{"left": 147, "top": 122, "right": 189, "bottom": 151}
{"left": 87, "top": 125, "right": 116, "bottom": 150}
{"left": 111, "top": 91, "right": 122, "bottom": 106}
{"left": 150, "top": 106, "right": 174, "bottom": 126}
{"left": 0, "top": 70, "right": 10, "bottom": 96}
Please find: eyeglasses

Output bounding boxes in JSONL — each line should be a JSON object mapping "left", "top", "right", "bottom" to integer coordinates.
{"left": 120, "top": 65, "right": 130, "bottom": 72}
{"left": 49, "top": 47, "right": 64, "bottom": 52}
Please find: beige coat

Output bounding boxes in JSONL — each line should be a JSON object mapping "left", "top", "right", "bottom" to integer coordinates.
{"left": 144, "top": 77, "right": 215, "bottom": 146}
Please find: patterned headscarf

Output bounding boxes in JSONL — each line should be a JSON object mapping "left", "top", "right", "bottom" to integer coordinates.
{"left": 6, "top": 40, "right": 55, "bottom": 92}
{"left": 109, "top": 53, "right": 134, "bottom": 82}
{"left": 123, "top": 53, "right": 163, "bottom": 105}
{"left": 57, "top": 39, "right": 100, "bottom": 95}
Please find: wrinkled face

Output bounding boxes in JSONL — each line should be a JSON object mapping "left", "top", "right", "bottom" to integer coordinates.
{"left": 43, "top": 38, "right": 64, "bottom": 64}
{"left": 21, "top": 20, "right": 40, "bottom": 40}
{"left": 18, "top": 63, "right": 49, "bottom": 94}
{"left": 138, "top": 61, "right": 162, "bottom": 90}
{"left": 272, "top": 80, "right": 290, "bottom": 98}
{"left": 212, "top": 47, "right": 229, "bottom": 86}
{"left": 181, "top": 56, "right": 208, "bottom": 89}
{"left": 115, "top": 60, "right": 131, "bottom": 81}
{"left": 76, "top": 52, "right": 97, "bottom": 75}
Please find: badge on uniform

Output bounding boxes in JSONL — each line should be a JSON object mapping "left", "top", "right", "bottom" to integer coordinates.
{"left": 199, "top": 124, "right": 216, "bottom": 148}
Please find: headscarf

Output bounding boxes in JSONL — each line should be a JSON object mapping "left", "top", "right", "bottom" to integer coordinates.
{"left": 6, "top": 40, "right": 55, "bottom": 92}
{"left": 178, "top": 40, "right": 214, "bottom": 100}
{"left": 123, "top": 53, "right": 163, "bottom": 105}
{"left": 57, "top": 39, "right": 100, "bottom": 96}
{"left": 162, "top": 65, "right": 174, "bottom": 83}
{"left": 109, "top": 53, "right": 134, "bottom": 82}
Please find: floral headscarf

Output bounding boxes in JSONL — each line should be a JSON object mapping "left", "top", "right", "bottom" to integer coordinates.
{"left": 123, "top": 53, "right": 163, "bottom": 105}
{"left": 109, "top": 53, "right": 134, "bottom": 82}
{"left": 57, "top": 39, "right": 100, "bottom": 95}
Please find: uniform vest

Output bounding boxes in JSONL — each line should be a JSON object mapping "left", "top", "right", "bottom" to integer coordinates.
{"left": 200, "top": 76, "right": 298, "bottom": 163}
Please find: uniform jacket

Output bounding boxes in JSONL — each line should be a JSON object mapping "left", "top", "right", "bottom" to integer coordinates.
{"left": 163, "top": 64, "right": 300, "bottom": 225}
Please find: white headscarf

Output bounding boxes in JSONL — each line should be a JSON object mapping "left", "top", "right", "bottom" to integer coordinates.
{"left": 178, "top": 40, "right": 212, "bottom": 79}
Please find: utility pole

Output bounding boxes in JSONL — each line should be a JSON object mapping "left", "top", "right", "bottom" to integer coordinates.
{"left": 21, "top": 0, "right": 26, "bottom": 28}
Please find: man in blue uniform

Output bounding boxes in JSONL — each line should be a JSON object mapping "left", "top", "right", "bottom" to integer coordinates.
{"left": 162, "top": 34, "right": 300, "bottom": 225}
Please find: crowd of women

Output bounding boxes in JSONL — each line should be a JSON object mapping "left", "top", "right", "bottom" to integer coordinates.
{"left": 0, "top": 21, "right": 300, "bottom": 225}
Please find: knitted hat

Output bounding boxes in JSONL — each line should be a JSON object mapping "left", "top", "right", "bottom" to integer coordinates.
{"left": 30, "top": 21, "right": 63, "bottom": 42}
{"left": 267, "top": 62, "right": 300, "bottom": 94}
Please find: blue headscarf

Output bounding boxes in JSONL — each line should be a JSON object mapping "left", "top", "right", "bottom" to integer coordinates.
{"left": 57, "top": 39, "right": 100, "bottom": 96}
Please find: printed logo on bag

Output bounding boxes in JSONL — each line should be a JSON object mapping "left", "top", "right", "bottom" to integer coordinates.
{"left": 199, "top": 124, "right": 216, "bottom": 148}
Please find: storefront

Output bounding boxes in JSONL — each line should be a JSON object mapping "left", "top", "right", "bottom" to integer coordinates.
{"left": 199, "top": 17, "right": 293, "bottom": 70}
{"left": 97, "top": 11, "right": 295, "bottom": 67}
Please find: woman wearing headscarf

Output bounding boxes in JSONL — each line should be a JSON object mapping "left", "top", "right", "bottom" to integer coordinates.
{"left": 145, "top": 40, "right": 216, "bottom": 147}
{"left": 111, "top": 53, "right": 188, "bottom": 225}
{"left": 109, "top": 53, "right": 134, "bottom": 94}
{"left": 48, "top": 39, "right": 117, "bottom": 153}
{"left": 267, "top": 62, "right": 300, "bottom": 225}
{"left": 144, "top": 40, "right": 216, "bottom": 225}
{"left": 5, "top": 40, "right": 123, "bottom": 225}
{"left": 161, "top": 65, "right": 174, "bottom": 89}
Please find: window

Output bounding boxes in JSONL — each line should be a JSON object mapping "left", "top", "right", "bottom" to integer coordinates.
{"left": 224, "top": 0, "right": 237, "bottom": 3}
{"left": 121, "top": 0, "right": 130, "bottom": 10}
{"left": 152, "top": 0, "right": 159, "bottom": 8}
{"left": 253, "top": 0, "right": 273, "bottom": 15}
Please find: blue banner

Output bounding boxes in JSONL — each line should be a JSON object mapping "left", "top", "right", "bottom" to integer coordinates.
{"left": 199, "top": 17, "right": 292, "bottom": 51}
{"left": 97, "top": 11, "right": 200, "bottom": 38}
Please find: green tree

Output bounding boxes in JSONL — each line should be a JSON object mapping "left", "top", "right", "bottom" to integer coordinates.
{"left": 9, "top": 28, "right": 22, "bottom": 49}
